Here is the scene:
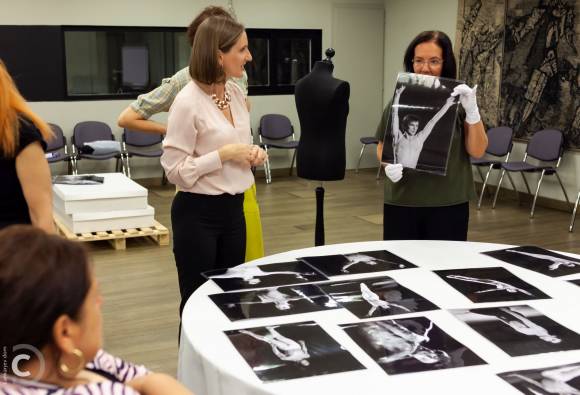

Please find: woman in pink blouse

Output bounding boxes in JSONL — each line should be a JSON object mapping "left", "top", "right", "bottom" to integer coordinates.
{"left": 161, "top": 16, "right": 267, "bottom": 316}
{"left": 0, "top": 226, "right": 192, "bottom": 395}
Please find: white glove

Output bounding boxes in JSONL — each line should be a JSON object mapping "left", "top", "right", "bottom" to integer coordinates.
{"left": 384, "top": 163, "right": 403, "bottom": 183}
{"left": 451, "top": 84, "right": 481, "bottom": 125}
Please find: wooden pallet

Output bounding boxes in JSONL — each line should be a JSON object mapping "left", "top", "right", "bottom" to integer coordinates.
{"left": 54, "top": 216, "right": 169, "bottom": 250}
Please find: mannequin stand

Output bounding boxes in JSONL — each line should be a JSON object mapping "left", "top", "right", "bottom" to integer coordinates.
{"left": 315, "top": 183, "right": 325, "bottom": 246}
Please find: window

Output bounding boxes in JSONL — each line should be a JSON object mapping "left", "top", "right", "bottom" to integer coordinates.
{"left": 63, "top": 26, "right": 189, "bottom": 99}
{"left": 246, "top": 29, "right": 322, "bottom": 95}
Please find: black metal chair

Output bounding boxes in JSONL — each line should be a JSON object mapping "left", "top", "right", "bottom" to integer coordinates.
{"left": 470, "top": 126, "right": 514, "bottom": 209}
{"left": 356, "top": 136, "right": 383, "bottom": 179}
{"left": 45, "top": 123, "right": 73, "bottom": 173}
{"left": 258, "top": 114, "right": 299, "bottom": 184}
{"left": 71, "top": 121, "right": 122, "bottom": 175}
{"left": 492, "top": 128, "right": 571, "bottom": 218}
{"left": 120, "top": 128, "right": 164, "bottom": 182}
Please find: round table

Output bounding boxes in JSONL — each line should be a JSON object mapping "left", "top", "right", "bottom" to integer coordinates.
{"left": 177, "top": 240, "right": 580, "bottom": 395}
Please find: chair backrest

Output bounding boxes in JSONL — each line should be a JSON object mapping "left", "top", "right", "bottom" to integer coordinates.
{"left": 259, "top": 114, "right": 293, "bottom": 140}
{"left": 485, "top": 126, "right": 513, "bottom": 157}
{"left": 123, "top": 129, "right": 163, "bottom": 147}
{"left": 72, "top": 121, "right": 114, "bottom": 148}
{"left": 46, "top": 123, "right": 65, "bottom": 151}
{"left": 526, "top": 128, "right": 564, "bottom": 162}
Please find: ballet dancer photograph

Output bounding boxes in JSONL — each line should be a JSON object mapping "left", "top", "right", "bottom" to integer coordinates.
{"left": 483, "top": 246, "right": 580, "bottom": 278}
{"left": 209, "top": 284, "right": 339, "bottom": 321}
{"left": 452, "top": 305, "right": 580, "bottom": 357}
{"left": 499, "top": 362, "right": 580, "bottom": 394}
{"left": 225, "top": 321, "right": 364, "bottom": 382}
{"left": 203, "top": 261, "right": 328, "bottom": 291}
{"left": 435, "top": 267, "right": 550, "bottom": 303}
{"left": 341, "top": 316, "right": 485, "bottom": 375}
{"left": 319, "top": 276, "right": 438, "bottom": 319}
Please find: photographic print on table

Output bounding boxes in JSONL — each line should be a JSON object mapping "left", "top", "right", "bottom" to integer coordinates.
{"left": 225, "top": 320, "right": 365, "bottom": 382}
{"left": 340, "top": 316, "right": 486, "bottom": 375}
{"left": 569, "top": 279, "right": 580, "bottom": 287}
{"left": 319, "top": 276, "right": 438, "bottom": 319}
{"left": 209, "top": 284, "right": 340, "bottom": 322}
{"left": 498, "top": 362, "right": 580, "bottom": 395}
{"left": 381, "top": 72, "right": 463, "bottom": 175}
{"left": 298, "top": 250, "right": 417, "bottom": 277}
{"left": 451, "top": 305, "right": 580, "bottom": 357}
{"left": 434, "top": 267, "right": 550, "bottom": 303}
{"left": 482, "top": 245, "right": 580, "bottom": 278}
{"left": 202, "top": 261, "right": 328, "bottom": 291}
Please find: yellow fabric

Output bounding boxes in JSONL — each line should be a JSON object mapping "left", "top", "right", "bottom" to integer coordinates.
{"left": 243, "top": 183, "right": 265, "bottom": 262}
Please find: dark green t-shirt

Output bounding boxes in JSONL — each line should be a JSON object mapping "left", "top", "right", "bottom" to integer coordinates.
{"left": 375, "top": 100, "right": 476, "bottom": 207}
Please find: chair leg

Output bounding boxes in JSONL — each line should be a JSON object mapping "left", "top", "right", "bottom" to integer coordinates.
{"left": 492, "top": 169, "right": 506, "bottom": 209}
{"left": 475, "top": 166, "right": 485, "bottom": 184}
{"left": 356, "top": 144, "right": 366, "bottom": 173}
{"left": 520, "top": 173, "right": 532, "bottom": 196}
{"left": 554, "top": 172, "right": 572, "bottom": 211}
{"left": 71, "top": 156, "right": 78, "bottom": 175}
{"left": 477, "top": 164, "right": 493, "bottom": 210}
{"left": 376, "top": 163, "right": 382, "bottom": 180}
{"left": 289, "top": 150, "right": 297, "bottom": 176}
{"left": 530, "top": 169, "right": 546, "bottom": 218}
{"left": 506, "top": 172, "right": 519, "bottom": 204}
{"left": 570, "top": 191, "right": 580, "bottom": 232}
{"left": 125, "top": 154, "right": 132, "bottom": 179}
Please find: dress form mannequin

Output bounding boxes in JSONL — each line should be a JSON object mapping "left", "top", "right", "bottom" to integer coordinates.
{"left": 294, "top": 49, "right": 350, "bottom": 245}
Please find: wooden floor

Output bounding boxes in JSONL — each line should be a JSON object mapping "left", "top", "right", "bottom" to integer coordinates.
{"left": 91, "top": 168, "right": 580, "bottom": 375}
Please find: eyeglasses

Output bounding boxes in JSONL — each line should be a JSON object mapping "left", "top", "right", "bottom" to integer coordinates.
{"left": 412, "top": 58, "right": 443, "bottom": 67}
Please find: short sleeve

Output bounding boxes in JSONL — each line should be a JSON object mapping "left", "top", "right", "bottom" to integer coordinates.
{"left": 17, "top": 119, "right": 47, "bottom": 154}
{"left": 87, "top": 350, "right": 150, "bottom": 383}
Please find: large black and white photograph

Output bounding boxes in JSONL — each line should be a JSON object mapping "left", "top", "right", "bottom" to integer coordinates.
{"left": 298, "top": 250, "right": 416, "bottom": 277}
{"left": 202, "top": 261, "right": 328, "bottom": 291}
{"left": 570, "top": 279, "right": 580, "bottom": 287}
{"left": 434, "top": 267, "right": 550, "bottom": 303}
{"left": 452, "top": 305, "right": 580, "bottom": 357}
{"left": 341, "top": 317, "right": 486, "bottom": 375}
{"left": 482, "top": 245, "right": 580, "bottom": 277}
{"left": 319, "top": 276, "right": 438, "bottom": 319}
{"left": 225, "top": 321, "right": 365, "bottom": 382}
{"left": 381, "top": 72, "right": 463, "bottom": 175}
{"left": 499, "top": 362, "right": 580, "bottom": 395}
{"left": 209, "top": 284, "right": 340, "bottom": 321}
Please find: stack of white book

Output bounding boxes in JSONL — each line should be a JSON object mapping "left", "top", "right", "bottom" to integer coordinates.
{"left": 53, "top": 173, "right": 155, "bottom": 233}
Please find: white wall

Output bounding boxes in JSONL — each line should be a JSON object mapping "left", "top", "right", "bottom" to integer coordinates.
{"left": 2, "top": 0, "right": 384, "bottom": 179}
{"left": 382, "top": 0, "right": 580, "bottom": 204}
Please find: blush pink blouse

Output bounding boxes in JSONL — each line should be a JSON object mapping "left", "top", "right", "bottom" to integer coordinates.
{"left": 161, "top": 80, "right": 254, "bottom": 195}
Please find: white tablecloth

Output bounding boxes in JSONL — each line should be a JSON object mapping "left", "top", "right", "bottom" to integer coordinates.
{"left": 177, "top": 240, "right": 580, "bottom": 395}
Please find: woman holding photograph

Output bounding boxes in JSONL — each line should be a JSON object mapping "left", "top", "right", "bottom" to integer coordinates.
{"left": 161, "top": 16, "right": 267, "bottom": 316}
{"left": 375, "top": 30, "right": 487, "bottom": 241}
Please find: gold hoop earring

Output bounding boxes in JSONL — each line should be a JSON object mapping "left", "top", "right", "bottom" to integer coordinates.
{"left": 57, "top": 348, "right": 85, "bottom": 379}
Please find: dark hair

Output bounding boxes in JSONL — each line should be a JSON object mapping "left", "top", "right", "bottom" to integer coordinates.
{"left": 402, "top": 114, "right": 421, "bottom": 133}
{"left": 0, "top": 226, "right": 91, "bottom": 354}
{"left": 189, "top": 16, "right": 245, "bottom": 84}
{"left": 186, "top": 6, "right": 234, "bottom": 47}
{"left": 403, "top": 31, "right": 457, "bottom": 79}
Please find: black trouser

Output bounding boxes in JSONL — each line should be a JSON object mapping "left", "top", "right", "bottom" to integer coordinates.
{"left": 383, "top": 202, "right": 469, "bottom": 241}
{"left": 171, "top": 192, "right": 246, "bottom": 316}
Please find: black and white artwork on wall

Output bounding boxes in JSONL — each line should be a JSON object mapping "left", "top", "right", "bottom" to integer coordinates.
{"left": 482, "top": 246, "right": 580, "bottom": 277}
{"left": 209, "top": 284, "right": 340, "bottom": 321}
{"left": 319, "top": 276, "right": 438, "bottom": 319}
{"left": 381, "top": 72, "right": 463, "bottom": 175}
{"left": 434, "top": 267, "right": 550, "bottom": 303}
{"left": 225, "top": 321, "right": 365, "bottom": 382}
{"left": 340, "top": 317, "right": 486, "bottom": 375}
{"left": 451, "top": 305, "right": 580, "bottom": 357}
{"left": 498, "top": 362, "right": 580, "bottom": 394}
{"left": 457, "top": 0, "right": 580, "bottom": 148}
{"left": 298, "top": 250, "right": 416, "bottom": 277}
{"left": 202, "top": 261, "right": 328, "bottom": 291}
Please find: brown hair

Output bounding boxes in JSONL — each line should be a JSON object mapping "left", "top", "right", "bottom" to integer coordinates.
{"left": 0, "top": 60, "right": 53, "bottom": 157}
{"left": 0, "top": 226, "right": 91, "bottom": 356}
{"left": 189, "top": 16, "right": 245, "bottom": 85}
{"left": 186, "top": 6, "right": 234, "bottom": 47}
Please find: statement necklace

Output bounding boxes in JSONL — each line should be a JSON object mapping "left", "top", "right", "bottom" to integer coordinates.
{"left": 211, "top": 90, "right": 231, "bottom": 110}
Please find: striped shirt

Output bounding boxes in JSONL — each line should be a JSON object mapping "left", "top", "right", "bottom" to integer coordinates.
{"left": 130, "top": 67, "right": 248, "bottom": 119}
{"left": 0, "top": 350, "right": 149, "bottom": 395}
